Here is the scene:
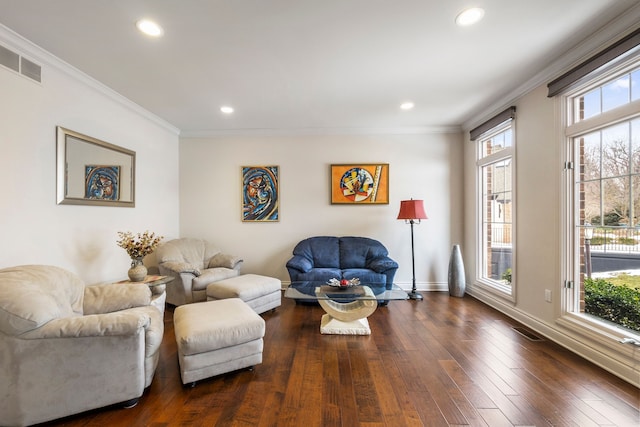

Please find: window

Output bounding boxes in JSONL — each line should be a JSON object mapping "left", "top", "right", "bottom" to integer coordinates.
{"left": 475, "top": 114, "right": 515, "bottom": 298}
{"left": 564, "top": 56, "right": 640, "bottom": 336}
{"left": 574, "top": 68, "right": 640, "bottom": 122}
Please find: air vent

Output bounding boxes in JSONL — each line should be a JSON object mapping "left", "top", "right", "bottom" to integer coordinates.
{"left": 0, "top": 44, "right": 19, "bottom": 72}
{"left": 0, "top": 43, "right": 41, "bottom": 83}
{"left": 512, "top": 326, "right": 544, "bottom": 341}
{"left": 21, "top": 57, "right": 41, "bottom": 82}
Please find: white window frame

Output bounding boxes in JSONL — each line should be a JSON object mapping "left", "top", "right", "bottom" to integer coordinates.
{"left": 475, "top": 120, "right": 516, "bottom": 301}
{"left": 559, "top": 54, "right": 640, "bottom": 345}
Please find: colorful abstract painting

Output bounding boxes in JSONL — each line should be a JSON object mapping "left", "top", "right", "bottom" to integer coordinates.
{"left": 242, "top": 166, "right": 279, "bottom": 221}
{"left": 85, "top": 165, "right": 120, "bottom": 200}
{"left": 330, "top": 164, "right": 389, "bottom": 204}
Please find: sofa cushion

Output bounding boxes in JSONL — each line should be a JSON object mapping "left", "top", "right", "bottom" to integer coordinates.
{"left": 156, "top": 238, "right": 222, "bottom": 270}
{"left": 0, "top": 265, "right": 84, "bottom": 335}
{"left": 294, "top": 236, "right": 339, "bottom": 268}
{"left": 340, "top": 237, "right": 369, "bottom": 269}
{"left": 295, "top": 268, "right": 342, "bottom": 283}
{"left": 340, "top": 236, "right": 389, "bottom": 269}
{"left": 342, "top": 268, "right": 386, "bottom": 284}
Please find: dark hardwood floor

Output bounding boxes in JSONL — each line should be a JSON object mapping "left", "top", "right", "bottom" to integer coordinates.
{"left": 40, "top": 293, "right": 639, "bottom": 427}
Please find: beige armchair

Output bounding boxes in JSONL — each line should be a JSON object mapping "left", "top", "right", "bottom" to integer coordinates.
{"left": 0, "top": 265, "right": 163, "bottom": 427}
{"left": 156, "top": 238, "right": 243, "bottom": 306}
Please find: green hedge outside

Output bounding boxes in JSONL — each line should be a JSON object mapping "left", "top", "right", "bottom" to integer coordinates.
{"left": 589, "top": 236, "right": 637, "bottom": 245}
{"left": 584, "top": 278, "right": 640, "bottom": 332}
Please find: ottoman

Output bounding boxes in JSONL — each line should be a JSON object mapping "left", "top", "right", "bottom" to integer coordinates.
{"left": 207, "top": 274, "right": 281, "bottom": 314}
{"left": 173, "top": 298, "right": 265, "bottom": 385}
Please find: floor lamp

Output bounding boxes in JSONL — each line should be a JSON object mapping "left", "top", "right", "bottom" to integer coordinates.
{"left": 397, "top": 199, "right": 428, "bottom": 300}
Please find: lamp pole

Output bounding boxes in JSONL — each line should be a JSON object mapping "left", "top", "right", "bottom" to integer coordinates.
{"left": 408, "top": 218, "right": 423, "bottom": 300}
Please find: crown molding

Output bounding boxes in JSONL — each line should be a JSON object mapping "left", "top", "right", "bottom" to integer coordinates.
{"left": 0, "top": 24, "right": 180, "bottom": 136}
{"left": 462, "top": 3, "right": 640, "bottom": 132}
{"left": 180, "top": 125, "right": 461, "bottom": 138}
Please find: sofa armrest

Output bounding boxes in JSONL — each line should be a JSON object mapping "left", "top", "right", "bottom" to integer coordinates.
{"left": 84, "top": 283, "right": 151, "bottom": 315}
{"left": 21, "top": 311, "right": 150, "bottom": 339}
{"left": 159, "top": 261, "right": 201, "bottom": 276}
{"left": 208, "top": 253, "right": 243, "bottom": 270}
{"left": 367, "top": 257, "right": 399, "bottom": 273}
{"left": 286, "top": 255, "right": 314, "bottom": 273}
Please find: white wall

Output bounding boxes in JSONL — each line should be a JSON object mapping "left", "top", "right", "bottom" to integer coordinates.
{"left": 179, "top": 132, "right": 464, "bottom": 290}
{"left": 0, "top": 27, "right": 180, "bottom": 284}
{"left": 464, "top": 85, "right": 560, "bottom": 320}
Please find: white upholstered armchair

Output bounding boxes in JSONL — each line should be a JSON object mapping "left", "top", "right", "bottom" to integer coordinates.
{"left": 156, "top": 238, "right": 243, "bottom": 306}
{"left": 0, "top": 265, "right": 163, "bottom": 427}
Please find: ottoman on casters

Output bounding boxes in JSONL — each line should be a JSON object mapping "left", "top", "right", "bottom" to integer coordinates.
{"left": 173, "top": 298, "right": 265, "bottom": 386}
{"left": 207, "top": 274, "right": 281, "bottom": 314}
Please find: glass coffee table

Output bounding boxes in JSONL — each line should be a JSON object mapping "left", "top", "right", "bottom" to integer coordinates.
{"left": 284, "top": 281, "right": 408, "bottom": 335}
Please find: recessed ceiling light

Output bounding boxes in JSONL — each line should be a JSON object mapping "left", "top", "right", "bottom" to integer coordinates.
{"left": 136, "top": 19, "right": 164, "bottom": 37}
{"left": 400, "top": 102, "right": 415, "bottom": 110}
{"left": 220, "top": 106, "right": 234, "bottom": 114}
{"left": 455, "top": 7, "right": 485, "bottom": 27}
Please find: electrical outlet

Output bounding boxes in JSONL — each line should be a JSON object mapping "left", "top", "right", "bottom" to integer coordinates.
{"left": 545, "top": 289, "right": 552, "bottom": 303}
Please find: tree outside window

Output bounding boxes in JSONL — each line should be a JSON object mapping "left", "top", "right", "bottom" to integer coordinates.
{"left": 572, "top": 66, "right": 640, "bottom": 332}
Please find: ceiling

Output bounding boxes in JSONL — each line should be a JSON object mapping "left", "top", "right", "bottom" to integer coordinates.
{"left": 0, "top": 0, "right": 638, "bottom": 135}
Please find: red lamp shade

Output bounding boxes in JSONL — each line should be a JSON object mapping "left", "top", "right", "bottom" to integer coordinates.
{"left": 397, "top": 199, "right": 427, "bottom": 220}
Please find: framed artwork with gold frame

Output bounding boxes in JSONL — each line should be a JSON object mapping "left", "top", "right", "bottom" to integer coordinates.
{"left": 330, "top": 164, "right": 389, "bottom": 204}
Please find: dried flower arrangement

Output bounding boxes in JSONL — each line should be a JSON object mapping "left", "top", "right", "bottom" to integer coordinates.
{"left": 116, "top": 231, "right": 163, "bottom": 259}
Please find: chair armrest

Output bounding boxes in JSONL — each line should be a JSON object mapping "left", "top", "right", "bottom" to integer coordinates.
{"left": 367, "top": 257, "right": 399, "bottom": 273}
{"left": 286, "top": 255, "right": 314, "bottom": 273}
{"left": 84, "top": 283, "right": 151, "bottom": 315}
{"left": 208, "top": 253, "right": 243, "bottom": 270}
{"left": 21, "top": 311, "right": 150, "bottom": 339}
{"left": 159, "top": 261, "right": 201, "bottom": 276}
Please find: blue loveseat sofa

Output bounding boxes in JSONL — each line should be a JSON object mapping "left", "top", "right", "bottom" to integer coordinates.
{"left": 285, "top": 236, "right": 399, "bottom": 289}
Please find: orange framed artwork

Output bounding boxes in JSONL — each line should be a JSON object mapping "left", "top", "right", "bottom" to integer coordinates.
{"left": 330, "top": 164, "right": 389, "bottom": 204}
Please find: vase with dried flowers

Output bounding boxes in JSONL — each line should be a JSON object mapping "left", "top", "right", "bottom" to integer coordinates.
{"left": 116, "top": 231, "right": 163, "bottom": 282}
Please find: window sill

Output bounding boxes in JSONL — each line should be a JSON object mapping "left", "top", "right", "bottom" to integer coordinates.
{"left": 473, "top": 278, "right": 515, "bottom": 302}
{"left": 556, "top": 312, "right": 640, "bottom": 361}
